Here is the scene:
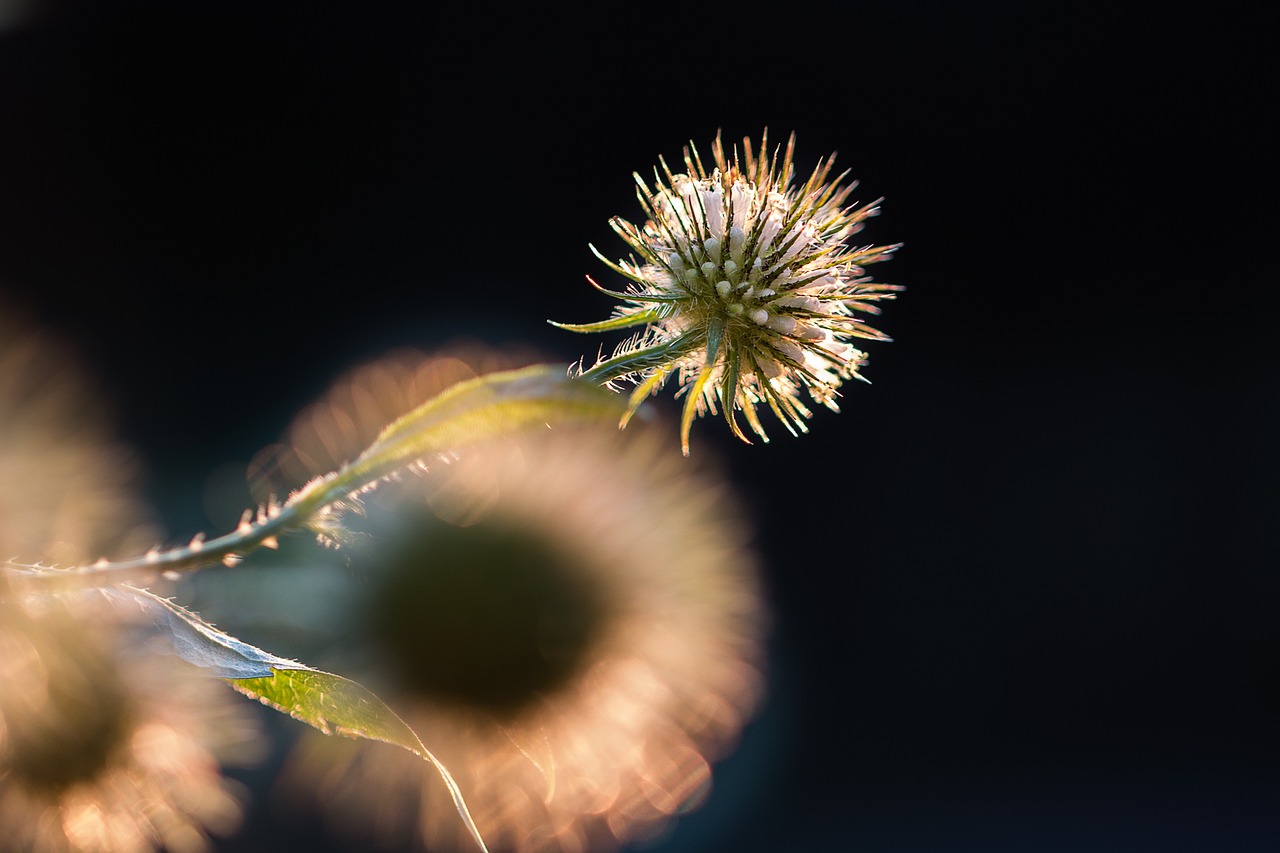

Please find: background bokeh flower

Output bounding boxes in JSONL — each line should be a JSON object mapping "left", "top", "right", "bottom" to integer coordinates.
{"left": 1, "top": 302, "right": 262, "bottom": 852}
{"left": 262, "top": 350, "right": 768, "bottom": 852}
{"left": 0, "top": 595, "right": 263, "bottom": 853}
{"left": 0, "top": 303, "right": 159, "bottom": 567}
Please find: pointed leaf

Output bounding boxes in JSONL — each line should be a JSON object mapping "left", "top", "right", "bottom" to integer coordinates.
{"left": 549, "top": 307, "right": 665, "bottom": 334}
{"left": 680, "top": 366, "right": 716, "bottom": 457}
{"left": 104, "top": 588, "right": 489, "bottom": 851}
{"left": 231, "top": 668, "right": 488, "bottom": 852}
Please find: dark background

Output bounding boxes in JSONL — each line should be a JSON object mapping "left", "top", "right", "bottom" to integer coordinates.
{"left": 1, "top": 2, "right": 1276, "bottom": 851}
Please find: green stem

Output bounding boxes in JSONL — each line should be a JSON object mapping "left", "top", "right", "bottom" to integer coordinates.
{"left": 2, "top": 365, "right": 626, "bottom": 591}
{"left": 2, "top": 460, "right": 391, "bottom": 590}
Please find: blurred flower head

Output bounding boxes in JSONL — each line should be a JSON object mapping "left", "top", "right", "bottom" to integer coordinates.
{"left": 1, "top": 301, "right": 260, "bottom": 850}
{"left": 0, "top": 595, "right": 262, "bottom": 853}
{"left": 275, "top": 351, "right": 768, "bottom": 852}
{"left": 560, "top": 130, "right": 902, "bottom": 454}
{"left": 0, "top": 303, "right": 158, "bottom": 566}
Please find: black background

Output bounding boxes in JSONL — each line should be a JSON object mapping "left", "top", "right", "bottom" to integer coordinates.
{"left": 1, "top": 2, "right": 1276, "bottom": 851}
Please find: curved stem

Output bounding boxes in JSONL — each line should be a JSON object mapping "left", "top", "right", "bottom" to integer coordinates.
{"left": 3, "top": 365, "right": 626, "bottom": 592}
{"left": 3, "top": 470, "right": 354, "bottom": 590}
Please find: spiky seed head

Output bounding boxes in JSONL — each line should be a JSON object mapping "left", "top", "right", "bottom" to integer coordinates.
{"left": 557, "top": 130, "right": 903, "bottom": 455}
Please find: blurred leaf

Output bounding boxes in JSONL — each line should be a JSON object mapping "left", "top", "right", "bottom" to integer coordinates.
{"left": 232, "top": 669, "right": 489, "bottom": 853}
{"left": 108, "top": 586, "right": 301, "bottom": 678}
{"left": 337, "top": 364, "right": 626, "bottom": 488}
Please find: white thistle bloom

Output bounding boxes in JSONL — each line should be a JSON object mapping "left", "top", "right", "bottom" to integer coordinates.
{"left": 558, "top": 130, "right": 902, "bottom": 454}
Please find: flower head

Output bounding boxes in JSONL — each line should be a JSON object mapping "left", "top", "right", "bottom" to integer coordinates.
{"left": 558, "top": 130, "right": 902, "bottom": 454}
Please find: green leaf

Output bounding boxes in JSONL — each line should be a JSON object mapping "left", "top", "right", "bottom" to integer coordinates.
{"left": 109, "top": 587, "right": 489, "bottom": 851}
{"left": 231, "top": 669, "right": 489, "bottom": 853}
